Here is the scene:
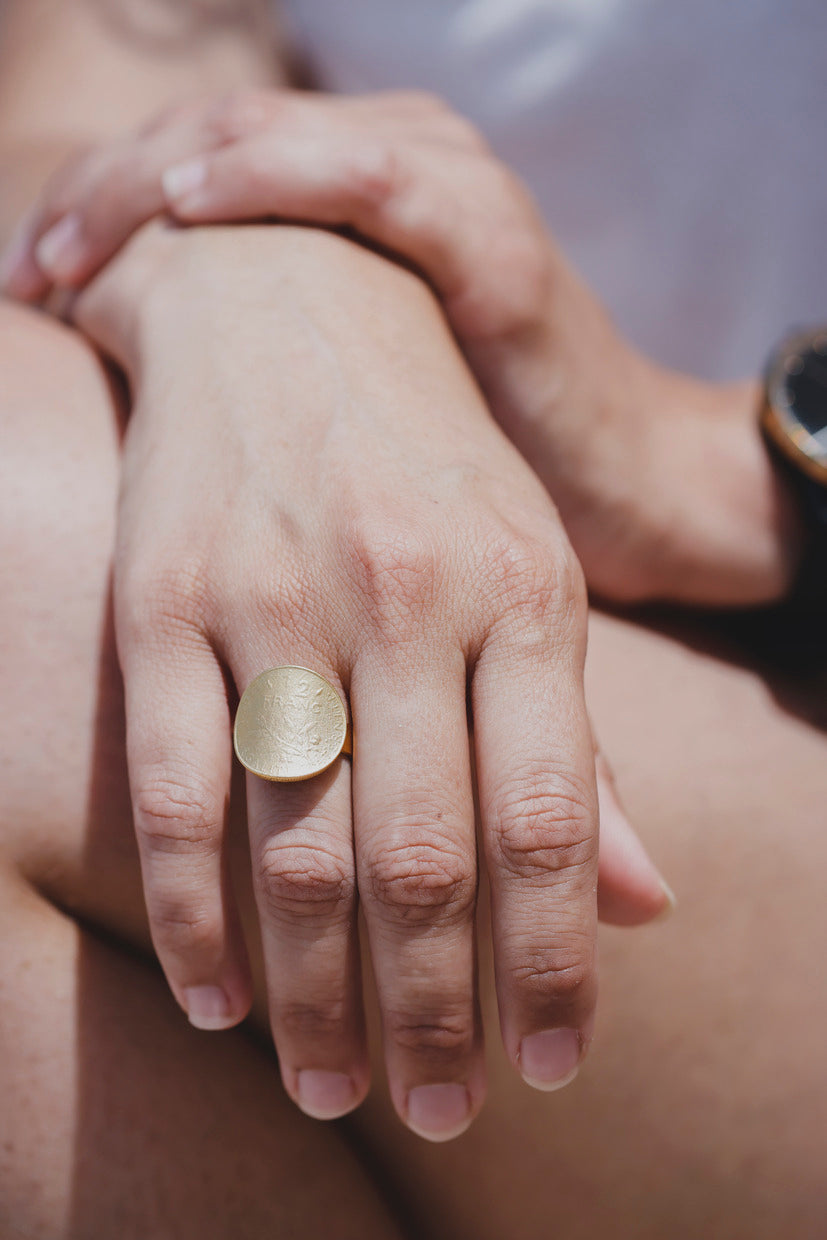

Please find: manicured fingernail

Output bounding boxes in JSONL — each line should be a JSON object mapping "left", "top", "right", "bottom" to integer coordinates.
{"left": 520, "top": 1028, "right": 583, "bottom": 1092}
{"left": 162, "top": 159, "right": 208, "bottom": 201}
{"left": 406, "top": 1083, "right": 472, "bottom": 1142}
{"left": 183, "top": 985, "right": 236, "bottom": 1031}
{"left": 295, "top": 1070, "right": 357, "bottom": 1120}
{"left": 35, "top": 214, "right": 84, "bottom": 280}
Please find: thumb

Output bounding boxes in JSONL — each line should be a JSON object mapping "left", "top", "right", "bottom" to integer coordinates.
{"left": 594, "top": 744, "right": 676, "bottom": 926}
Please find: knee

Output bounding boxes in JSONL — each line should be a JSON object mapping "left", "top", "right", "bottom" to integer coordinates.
{"left": 0, "top": 299, "right": 116, "bottom": 416}
{"left": 0, "top": 304, "right": 123, "bottom": 870}
{"left": 0, "top": 300, "right": 121, "bottom": 567}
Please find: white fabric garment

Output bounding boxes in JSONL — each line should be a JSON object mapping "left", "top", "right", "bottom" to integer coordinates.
{"left": 275, "top": 0, "right": 827, "bottom": 381}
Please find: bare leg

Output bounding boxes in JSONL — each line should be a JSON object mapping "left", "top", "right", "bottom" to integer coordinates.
{"left": 1, "top": 302, "right": 825, "bottom": 1239}
{"left": 0, "top": 304, "right": 403, "bottom": 1240}
{"left": 352, "top": 614, "right": 827, "bottom": 1239}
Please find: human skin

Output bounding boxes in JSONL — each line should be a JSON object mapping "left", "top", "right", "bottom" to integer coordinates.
{"left": 64, "top": 217, "right": 620, "bottom": 1139}
{"left": 2, "top": 88, "right": 803, "bottom": 606}
{"left": 0, "top": 0, "right": 818, "bottom": 1190}
{"left": 63, "top": 210, "right": 684, "bottom": 1135}
{"left": 1, "top": 297, "right": 825, "bottom": 1238}
{"left": 0, "top": 301, "right": 406, "bottom": 1240}
{"left": 0, "top": 0, "right": 682, "bottom": 1146}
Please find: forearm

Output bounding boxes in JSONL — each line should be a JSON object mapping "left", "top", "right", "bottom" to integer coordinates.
{"left": 0, "top": 0, "right": 285, "bottom": 244}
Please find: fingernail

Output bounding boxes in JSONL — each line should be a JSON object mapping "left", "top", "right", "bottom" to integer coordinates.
{"left": 35, "top": 214, "right": 84, "bottom": 280}
{"left": 520, "top": 1028, "right": 583, "bottom": 1092}
{"left": 656, "top": 877, "right": 678, "bottom": 920}
{"left": 183, "top": 985, "right": 237, "bottom": 1031}
{"left": 162, "top": 159, "right": 207, "bottom": 201}
{"left": 406, "top": 1083, "right": 472, "bottom": 1142}
{"left": 296, "top": 1070, "right": 357, "bottom": 1120}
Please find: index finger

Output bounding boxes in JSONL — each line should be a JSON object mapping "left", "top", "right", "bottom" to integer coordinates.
{"left": 471, "top": 552, "right": 598, "bottom": 1091}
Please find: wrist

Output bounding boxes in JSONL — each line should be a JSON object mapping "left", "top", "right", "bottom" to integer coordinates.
{"left": 75, "top": 220, "right": 438, "bottom": 372}
{"left": 71, "top": 219, "right": 445, "bottom": 382}
{"left": 478, "top": 267, "right": 805, "bottom": 605}
{"left": 634, "top": 364, "right": 804, "bottom": 603}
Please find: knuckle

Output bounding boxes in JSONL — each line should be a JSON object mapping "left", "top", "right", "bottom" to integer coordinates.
{"left": 367, "top": 832, "right": 475, "bottom": 924}
{"left": 483, "top": 533, "right": 587, "bottom": 634}
{"left": 549, "top": 546, "right": 588, "bottom": 635}
{"left": 133, "top": 775, "right": 220, "bottom": 854}
{"left": 257, "top": 842, "right": 354, "bottom": 921}
{"left": 277, "top": 996, "right": 350, "bottom": 1043}
{"left": 482, "top": 533, "right": 557, "bottom": 615}
{"left": 386, "top": 1010, "right": 475, "bottom": 1059}
{"left": 343, "top": 143, "right": 402, "bottom": 208}
{"left": 118, "top": 557, "right": 211, "bottom": 640}
{"left": 150, "top": 900, "right": 224, "bottom": 960}
{"left": 345, "top": 520, "right": 444, "bottom": 633}
{"left": 513, "top": 949, "right": 593, "bottom": 1008}
{"left": 493, "top": 775, "right": 595, "bottom": 880}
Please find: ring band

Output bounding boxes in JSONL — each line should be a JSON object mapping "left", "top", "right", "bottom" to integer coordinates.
{"left": 233, "top": 666, "right": 352, "bottom": 783}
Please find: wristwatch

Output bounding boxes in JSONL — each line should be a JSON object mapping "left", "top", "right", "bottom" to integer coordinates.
{"left": 760, "top": 327, "right": 827, "bottom": 612}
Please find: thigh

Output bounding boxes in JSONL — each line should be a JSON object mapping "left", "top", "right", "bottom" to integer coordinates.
{"left": 0, "top": 303, "right": 403, "bottom": 1240}
{"left": 0, "top": 862, "right": 404, "bottom": 1240}
{"left": 2, "top": 301, "right": 825, "bottom": 1239}
{"left": 352, "top": 612, "right": 827, "bottom": 1239}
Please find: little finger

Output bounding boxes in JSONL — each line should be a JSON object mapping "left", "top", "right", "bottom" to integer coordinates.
{"left": 471, "top": 550, "right": 599, "bottom": 1091}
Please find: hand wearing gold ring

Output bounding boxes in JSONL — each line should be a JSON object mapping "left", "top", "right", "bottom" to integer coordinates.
{"left": 17, "top": 214, "right": 672, "bottom": 1144}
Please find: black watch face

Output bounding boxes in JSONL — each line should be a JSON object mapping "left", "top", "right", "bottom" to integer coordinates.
{"left": 766, "top": 329, "right": 827, "bottom": 484}
{"left": 784, "top": 332, "right": 827, "bottom": 447}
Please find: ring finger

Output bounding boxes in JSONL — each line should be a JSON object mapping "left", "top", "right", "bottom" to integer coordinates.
{"left": 232, "top": 650, "right": 368, "bottom": 1122}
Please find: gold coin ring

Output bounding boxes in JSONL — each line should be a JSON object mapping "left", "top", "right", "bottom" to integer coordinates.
{"left": 233, "top": 666, "right": 352, "bottom": 783}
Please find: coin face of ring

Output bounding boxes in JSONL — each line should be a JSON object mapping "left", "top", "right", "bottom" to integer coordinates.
{"left": 234, "top": 667, "right": 349, "bottom": 782}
